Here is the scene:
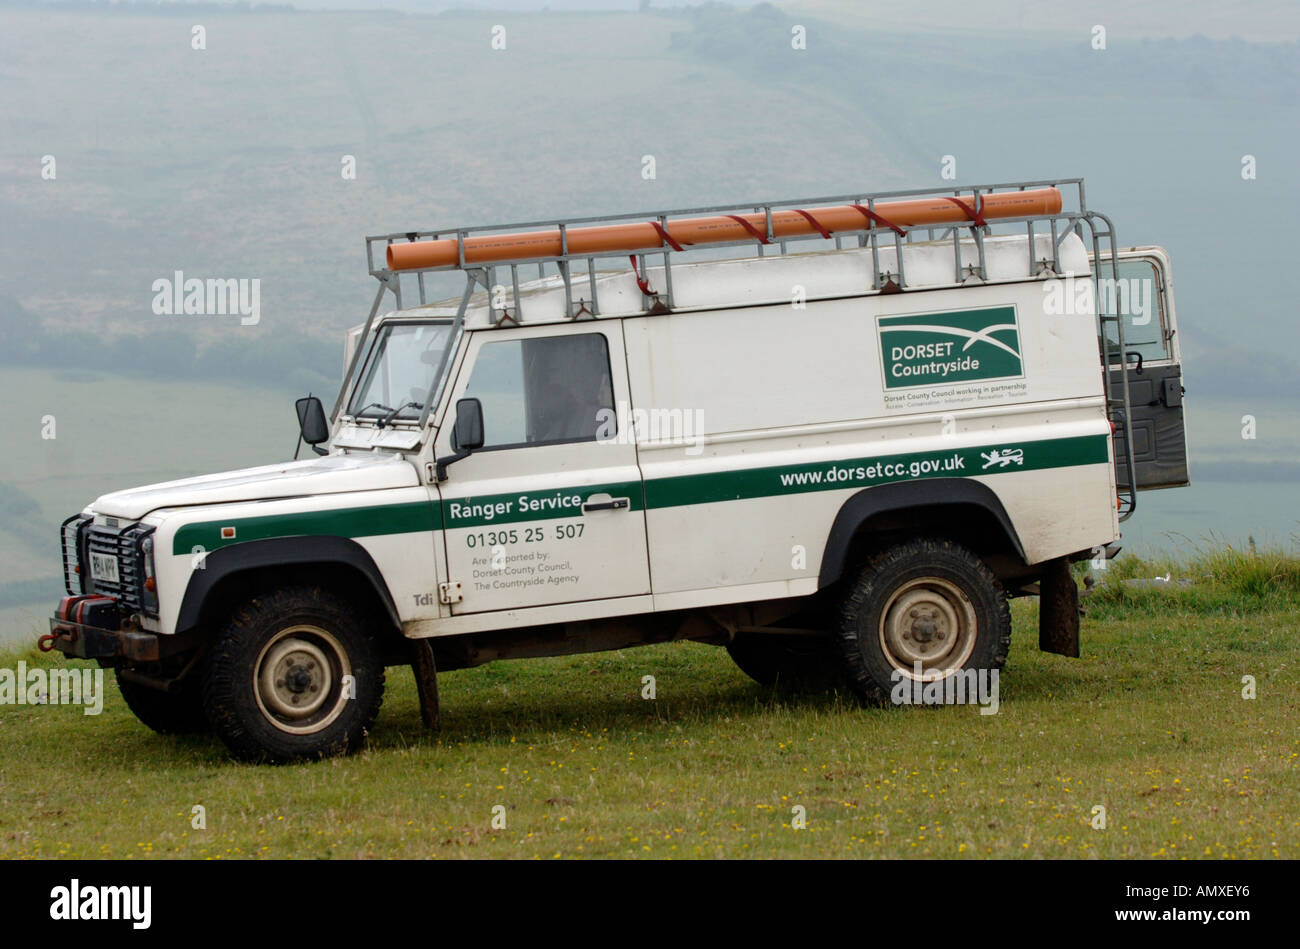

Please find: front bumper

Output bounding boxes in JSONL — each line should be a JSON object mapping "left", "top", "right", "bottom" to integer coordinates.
{"left": 44, "top": 616, "right": 160, "bottom": 662}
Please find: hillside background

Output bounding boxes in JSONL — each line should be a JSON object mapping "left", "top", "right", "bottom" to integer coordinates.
{"left": 1, "top": 0, "right": 1298, "bottom": 639}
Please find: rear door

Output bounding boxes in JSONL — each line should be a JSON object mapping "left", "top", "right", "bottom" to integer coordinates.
{"left": 1097, "top": 248, "right": 1189, "bottom": 491}
{"left": 435, "top": 321, "right": 651, "bottom": 614}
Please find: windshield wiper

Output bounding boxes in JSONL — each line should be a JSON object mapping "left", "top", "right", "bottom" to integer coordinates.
{"left": 353, "top": 402, "right": 394, "bottom": 421}
{"left": 377, "top": 401, "right": 424, "bottom": 427}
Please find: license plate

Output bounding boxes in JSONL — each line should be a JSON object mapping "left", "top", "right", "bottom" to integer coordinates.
{"left": 90, "top": 552, "right": 120, "bottom": 584}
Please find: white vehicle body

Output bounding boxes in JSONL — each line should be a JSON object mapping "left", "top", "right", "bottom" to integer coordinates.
{"left": 51, "top": 179, "right": 1189, "bottom": 760}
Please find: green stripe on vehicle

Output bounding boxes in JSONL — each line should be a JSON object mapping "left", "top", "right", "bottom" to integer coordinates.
{"left": 645, "top": 433, "right": 1108, "bottom": 509}
{"left": 171, "top": 500, "right": 441, "bottom": 556}
{"left": 171, "top": 434, "right": 1108, "bottom": 555}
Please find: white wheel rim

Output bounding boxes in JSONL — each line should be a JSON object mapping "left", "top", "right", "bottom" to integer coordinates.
{"left": 253, "top": 625, "right": 352, "bottom": 735}
{"left": 878, "top": 576, "right": 978, "bottom": 681}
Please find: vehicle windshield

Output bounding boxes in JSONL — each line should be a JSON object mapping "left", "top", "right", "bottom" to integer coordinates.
{"left": 347, "top": 321, "right": 454, "bottom": 422}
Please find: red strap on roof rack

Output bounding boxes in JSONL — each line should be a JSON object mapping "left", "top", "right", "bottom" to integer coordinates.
{"left": 791, "top": 208, "right": 832, "bottom": 239}
{"left": 726, "top": 214, "right": 772, "bottom": 244}
{"left": 849, "top": 204, "right": 907, "bottom": 236}
{"left": 649, "top": 220, "right": 684, "bottom": 251}
{"left": 630, "top": 255, "right": 654, "bottom": 296}
{"left": 941, "top": 194, "right": 988, "bottom": 227}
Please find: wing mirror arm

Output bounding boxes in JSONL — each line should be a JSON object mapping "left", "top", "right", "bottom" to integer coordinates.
{"left": 435, "top": 398, "right": 484, "bottom": 481}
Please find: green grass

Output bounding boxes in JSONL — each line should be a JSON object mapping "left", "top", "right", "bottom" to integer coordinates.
{"left": 1, "top": 550, "right": 1296, "bottom": 859}
{"left": 1082, "top": 539, "right": 1300, "bottom": 616}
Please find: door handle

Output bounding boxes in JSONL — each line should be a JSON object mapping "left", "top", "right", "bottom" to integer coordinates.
{"left": 582, "top": 497, "right": 630, "bottom": 513}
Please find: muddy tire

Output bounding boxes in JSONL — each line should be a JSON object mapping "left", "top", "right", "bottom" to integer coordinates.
{"left": 115, "top": 666, "right": 208, "bottom": 735}
{"left": 202, "top": 586, "right": 385, "bottom": 763}
{"left": 836, "top": 538, "right": 1011, "bottom": 705}
{"left": 726, "top": 633, "right": 845, "bottom": 692}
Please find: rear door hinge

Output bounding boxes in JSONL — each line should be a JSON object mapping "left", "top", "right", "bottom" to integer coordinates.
{"left": 438, "top": 581, "right": 463, "bottom": 605}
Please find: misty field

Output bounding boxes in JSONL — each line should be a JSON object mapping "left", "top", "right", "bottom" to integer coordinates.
{"left": 0, "top": 367, "right": 300, "bottom": 636}
{"left": 0, "top": 550, "right": 1295, "bottom": 860}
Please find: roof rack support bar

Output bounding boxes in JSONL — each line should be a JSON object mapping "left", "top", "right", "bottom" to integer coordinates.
{"left": 557, "top": 258, "right": 573, "bottom": 318}
{"left": 868, "top": 198, "right": 881, "bottom": 290}
{"left": 659, "top": 215, "right": 675, "bottom": 310}
{"left": 413, "top": 233, "right": 431, "bottom": 305}
{"left": 331, "top": 277, "right": 391, "bottom": 422}
{"left": 510, "top": 264, "right": 522, "bottom": 322}
{"left": 951, "top": 224, "right": 962, "bottom": 284}
{"left": 415, "top": 272, "right": 478, "bottom": 431}
{"left": 587, "top": 257, "right": 599, "bottom": 315}
{"left": 558, "top": 225, "right": 574, "bottom": 317}
{"left": 972, "top": 221, "right": 988, "bottom": 282}
{"left": 855, "top": 201, "right": 869, "bottom": 249}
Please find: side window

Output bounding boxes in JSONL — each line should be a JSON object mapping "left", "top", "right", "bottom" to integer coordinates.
{"left": 462, "top": 333, "right": 615, "bottom": 449}
{"left": 1101, "top": 258, "right": 1171, "bottom": 366}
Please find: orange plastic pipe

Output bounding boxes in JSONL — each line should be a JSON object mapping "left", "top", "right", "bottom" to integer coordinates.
{"left": 387, "top": 188, "right": 1062, "bottom": 271}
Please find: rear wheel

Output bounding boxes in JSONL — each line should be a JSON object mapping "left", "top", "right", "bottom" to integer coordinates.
{"left": 202, "top": 586, "right": 385, "bottom": 763}
{"left": 836, "top": 538, "right": 1010, "bottom": 705}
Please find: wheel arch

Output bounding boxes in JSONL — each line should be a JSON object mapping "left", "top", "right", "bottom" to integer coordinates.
{"left": 817, "top": 479, "right": 1028, "bottom": 589}
{"left": 175, "top": 536, "right": 403, "bottom": 636}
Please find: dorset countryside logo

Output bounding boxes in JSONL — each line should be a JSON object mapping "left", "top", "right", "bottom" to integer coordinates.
{"left": 878, "top": 305, "right": 1023, "bottom": 389}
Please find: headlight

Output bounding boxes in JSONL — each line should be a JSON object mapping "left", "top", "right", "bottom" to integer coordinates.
{"left": 141, "top": 536, "right": 158, "bottom": 614}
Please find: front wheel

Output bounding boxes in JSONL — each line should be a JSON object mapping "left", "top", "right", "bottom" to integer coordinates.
{"left": 202, "top": 587, "right": 385, "bottom": 763}
{"left": 836, "top": 538, "right": 1010, "bottom": 705}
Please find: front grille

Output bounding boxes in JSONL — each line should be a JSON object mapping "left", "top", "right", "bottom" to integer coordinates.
{"left": 85, "top": 523, "right": 153, "bottom": 614}
{"left": 60, "top": 514, "right": 90, "bottom": 595}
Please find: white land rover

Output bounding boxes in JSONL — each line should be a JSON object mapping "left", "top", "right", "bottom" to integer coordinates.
{"left": 47, "top": 179, "right": 1189, "bottom": 761}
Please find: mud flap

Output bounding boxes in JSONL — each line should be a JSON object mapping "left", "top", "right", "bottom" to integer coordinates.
{"left": 1038, "top": 557, "right": 1081, "bottom": 658}
{"left": 411, "top": 638, "right": 441, "bottom": 729}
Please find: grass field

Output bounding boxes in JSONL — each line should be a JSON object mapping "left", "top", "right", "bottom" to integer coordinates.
{"left": 0, "top": 549, "right": 1295, "bottom": 860}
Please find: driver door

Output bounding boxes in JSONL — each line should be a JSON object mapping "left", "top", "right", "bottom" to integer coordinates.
{"left": 434, "top": 321, "right": 651, "bottom": 615}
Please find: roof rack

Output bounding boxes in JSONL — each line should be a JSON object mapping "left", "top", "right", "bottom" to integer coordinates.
{"left": 341, "top": 177, "right": 1138, "bottom": 521}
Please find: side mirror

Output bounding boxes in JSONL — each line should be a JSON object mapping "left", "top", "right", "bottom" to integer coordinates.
{"left": 295, "top": 395, "right": 330, "bottom": 458}
{"left": 437, "top": 397, "right": 484, "bottom": 480}
{"left": 452, "top": 397, "right": 485, "bottom": 452}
